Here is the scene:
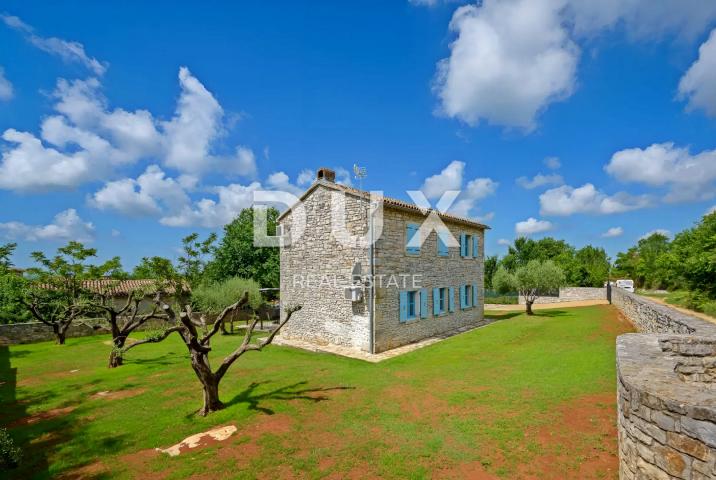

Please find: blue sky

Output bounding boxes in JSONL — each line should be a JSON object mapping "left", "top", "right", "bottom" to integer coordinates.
{"left": 1, "top": 1, "right": 716, "bottom": 269}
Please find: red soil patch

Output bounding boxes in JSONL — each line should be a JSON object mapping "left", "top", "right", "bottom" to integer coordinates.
{"left": 519, "top": 392, "right": 618, "bottom": 479}
{"left": 434, "top": 461, "right": 501, "bottom": 479}
{"left": 55, "top": 461, "right": 106, "bottom": 480}
{"left": 8, "top": 405, "right": 76, "bottom": 427}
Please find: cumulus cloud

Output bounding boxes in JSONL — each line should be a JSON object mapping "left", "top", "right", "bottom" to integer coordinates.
{"left": 1, "top": 14, "right": 107, "bottom": 75}
{"left": 515, "top": 217, "right": 553, "bottom": 236}
{"left": 516, "top": 173, "right": 563, "bottom": 189}
{"left": 0, "top": 67, "right": 257, "bottom": 192}
{"left": 708, "top": 205, "right": 716, "bottom": 215}
{"left": 544, "top": 156, "right": 561, "bottom": 170}
{"left": 497, "top": 238, "right": 512, "bottom": 246}
{"left": 266, "top": 171, "right": 303, "bottom": 196}
{"left": 601, "top": 226, "right": 624, "bottom": 238}
{"left": 421, "top": 161, "right": 497, "bottom": 218}
{"left": 606, "top": 143, "right": 716, "bottom": 203}
{"left": 89, "top": 165, "right": 189, "bottom": 217}
{"left": 640, "top": 229, "right": 672, "bottom": 240}
{"left": 434, "top": 0, "right": 579, "bottom": 130}
{"left": 297, "top": 169, "right": 315, "bottom": 186}
{"left": 0, "top": 209, "right": 94, "bottom": 242}
{"left": 160, "top": 182, "right": 262, "bottom": 228}
{"left": 0, "top": 67, "right": 12, "bottom": 101}
{"left": 679, "top": 29, "right": 716, "bottom": 117}
{"left": 421, "top": 160, "right": 465, "bottom": 199}
{"left": 539, "top": 183, "right": 652, "bottom": 216}
{"left": 432, "top": 1, "right": 716, "bottom": 130}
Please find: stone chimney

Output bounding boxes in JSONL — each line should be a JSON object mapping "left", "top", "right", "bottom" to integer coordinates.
{"left": 317, "top": 167, "right": 336, "bottom": 183}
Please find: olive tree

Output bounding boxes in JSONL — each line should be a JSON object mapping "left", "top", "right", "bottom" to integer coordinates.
{"left": 493, "top": 260, "right": 565, "bottom": 315}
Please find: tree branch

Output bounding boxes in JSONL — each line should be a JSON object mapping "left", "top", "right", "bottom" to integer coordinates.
{"left": 200, "top": 292, "right": 250, "bottom": 345}
{"left": 121, "top": 326, "right": 183, "bottom": 353}
{"left": 214, "top": 305, "right": 301, "bottom": 381}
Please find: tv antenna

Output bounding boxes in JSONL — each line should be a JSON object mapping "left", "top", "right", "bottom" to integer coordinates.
{"left": 354, "top": 163, "right": 368, "bottom": 224}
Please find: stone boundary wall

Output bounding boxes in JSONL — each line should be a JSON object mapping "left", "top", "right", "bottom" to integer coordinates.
{"left": 0, "top": 305, "right": 280, "bottom": 345}
{"left": 518, "top": 287, "right": 606, "bottom": 305}
{"left": 614, "top": 289, "right": 716, "bottom": 479}
{"left": 612, "top": 288, "right": 716, "bottom": 336}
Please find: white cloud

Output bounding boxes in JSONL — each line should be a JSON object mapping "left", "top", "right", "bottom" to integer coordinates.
{"left": 297, "top": 169, "right": 315, "bottom": 186}
{"left": 0, "top": 67, "right": 258, "bottom": 192}
{"left": 606, "top": 143, "right": 716, "bottom": 203}
{"left": 434, "top": 0, "right": 579, "bottom": 130}
{"left": 516, "top": 173, "right": 563, "bottom": 189}
{"left": 565, "top": 1, "right": 716, "bottom": 39}
{"left": 90, "top": 165, "right": 189, "bottom": 217}
{"left": 0, "top": 67, "right": 12, "bottom": 101}
{"left": 1, "top": 14, "right": 107, "bottom": 75}
{"left": 515, "top": 217, "right": 553, "bottom": 236}
{"left": 539, "top": 183, "right": 652, "bottom": 216}
{"left": 421, "top": 161, "right": 497, "bottom": 218}
{"left": 431, "top": 1, "right": 716, "bottom": 130}
{"left": 640, "top": 229, "right": 672, "bottom": 240}
{"left": 162, "top": 67, "right": 223, "bottom": 174}
{"left": 544, "top": 156, "right": 561, "bottom": 170}
{"left": 421, "top": 160, "right": 465, "bottom": 199}
{"left": 409, "top": 0, "right": 439, "bottom": 6}
{"left": 160, "top": 182, "right": 262, "bottom": 228}
{"left": 497, "top": 238, "right": 512, "bottom": 246}
{"left": 601, "top": 226, "right": 624, "bottom": 238}
{"left": 0, "top": 209, "right": 94, "bottom": 242}
{"left": 708, "top": 205, "right": 716, "bottom": 215}
{"left": 266, "top": 171, "right": 303, "bottom": 196}
{"left": 679, "top": 29, "right": 716, "bottom": 117}
{"left": 334, "top": 167, "right": 353, "bottom": 187}
{"left": 111, "top": 229, "right": 121, "bottom": 238}
{"left": 0, "top": 129, "right": 98, "bottom": 191}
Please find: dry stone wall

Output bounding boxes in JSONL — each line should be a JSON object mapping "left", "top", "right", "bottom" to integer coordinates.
{"left": 614, "top": 289, "right": 716, "bottom": 479}
{"left": 518, "top": 287, "right": 606, "bottom": 305}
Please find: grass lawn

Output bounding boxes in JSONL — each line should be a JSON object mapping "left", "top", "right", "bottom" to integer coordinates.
{"left": 1, "top": 305, "right": 632, "bottom": 479}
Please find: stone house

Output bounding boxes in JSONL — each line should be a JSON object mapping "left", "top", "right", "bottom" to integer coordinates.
{"left": 278, "top": 168, "right": 488, "bottom": 354}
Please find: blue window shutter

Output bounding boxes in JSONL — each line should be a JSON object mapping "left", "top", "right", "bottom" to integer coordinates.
{"left": 433, "top": 288, "right": 440, "bottom": 315}
{"left": 460, "top": 234, "right": 466, "bottom": 257}
{"left": 459, "top": 285, "right": 466, "bottom": 309}
{"left": 473, "top": 283, "right": 479, "bottom": 307}
{"left": 399, "top": 291, "right": 408, "bottom": 322}
{"left": 473, "top": 235, "right": 479, "bottom": 258}
{"left": 449, "top": 287, "right": 455, "bottom": 312}
{"left": 406, "top": 223, "right": 420, "bottom": 254}
{"left": 420, "top": 289, "right": 428, "bottom": 318}
{"left": 437, "top": 234, "right": 448, "bottom": 256}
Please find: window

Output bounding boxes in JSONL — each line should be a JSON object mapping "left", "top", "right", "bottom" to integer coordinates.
{"left": 406, "top": 223, "right": 420, "bottom": 255}
{"left": 437, "top": 230, "right": 449, "bottom": 257}
{"left": 432, "top": 287, "right": 449, "bottom": 315}
{"left": 460, "top": 233, "right": 480, "bottom": 258}
{"left": 460, "top": 284, "right": 473, "bottom": 309}
{"left": 400, "top": 290, "right": 426, "bottom": 322}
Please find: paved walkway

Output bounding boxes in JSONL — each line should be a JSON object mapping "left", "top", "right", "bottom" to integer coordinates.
{"left": 274, "top": 322, "right": 495, "bottom": 363}
{"left": 484, "top": 299, "right": 609, "bottom": 311}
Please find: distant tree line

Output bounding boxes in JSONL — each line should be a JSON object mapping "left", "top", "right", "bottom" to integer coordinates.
{"left": 485, "top": 237, "right": 610, "bottom": 290}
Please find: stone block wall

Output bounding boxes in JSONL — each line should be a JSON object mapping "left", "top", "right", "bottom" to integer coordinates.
{"left": 373, "top": 208, "right": 485, "bottom": 353}
{"left": 614, "top": 289, "right": 716, "bottom": 479}
{"left": 518, "top": 287, "right": 607, "bottom": 305}
{"left": 0, "top": 318, "right": 170, "bottom": 345}
{"left": 278, "top": 184, "right": 371, "bottom": 351}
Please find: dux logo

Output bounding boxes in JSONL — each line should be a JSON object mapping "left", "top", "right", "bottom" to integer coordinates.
{"left": 251, "top": 189, "right": 462, "bottom": 248}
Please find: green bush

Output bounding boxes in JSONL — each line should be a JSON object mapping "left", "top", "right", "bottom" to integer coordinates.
{"left": 0, "top": 428, "right": 21, "bottom": 469}
{"left": 192, "top": 276, "right": 263, "bottom": 314}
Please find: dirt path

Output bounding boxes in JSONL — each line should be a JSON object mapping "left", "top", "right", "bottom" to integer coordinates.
{"left": 485, "top": 299, "right": 609, "bottom": 311}
{"left": 640, "top": 295, "right": 716, "bottom": 325}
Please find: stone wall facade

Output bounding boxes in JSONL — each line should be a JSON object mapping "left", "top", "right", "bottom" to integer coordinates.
{"left": 518, "top": 287, "right": 606, "bottom": 305}
{"left": 278, "top": 181, "right": 487, "bottom": 354}
{"left": 614, "top": 289, "right": 716, "bottom": 479}
{"left": 373, "top": 207, "right": 485, "bottom": 353}
{"left": 278, "top": 184, "right": 371, "bottom": 351}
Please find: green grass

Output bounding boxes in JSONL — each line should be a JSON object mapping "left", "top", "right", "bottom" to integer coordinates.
{"left": 1, "top": 305, "right": 629, "bottom": 479}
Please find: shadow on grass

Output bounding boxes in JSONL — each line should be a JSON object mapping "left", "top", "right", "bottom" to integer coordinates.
{"left": 532, "top": 310, "right": 570, "bottom": 318}
{"left": 484, "top": 312, "right": 522, "bottom": 321}
{"left": 223, "top": 380, "right": 355, "bottom": 415}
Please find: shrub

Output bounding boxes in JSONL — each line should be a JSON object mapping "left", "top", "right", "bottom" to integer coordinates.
{"left": 0, "top": 428, "right": 21, "bottom": 469}
{"left": 192, "top": 276, "right": 263, "bottom": 314}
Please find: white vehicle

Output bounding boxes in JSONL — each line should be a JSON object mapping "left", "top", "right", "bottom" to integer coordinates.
{"left": 615, "top": 279, "right": 634, "bottom": 293}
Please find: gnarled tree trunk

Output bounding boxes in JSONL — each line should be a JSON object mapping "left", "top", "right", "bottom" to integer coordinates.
{"left": 525, "top": 300, "right": 534, "bottom": 316}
